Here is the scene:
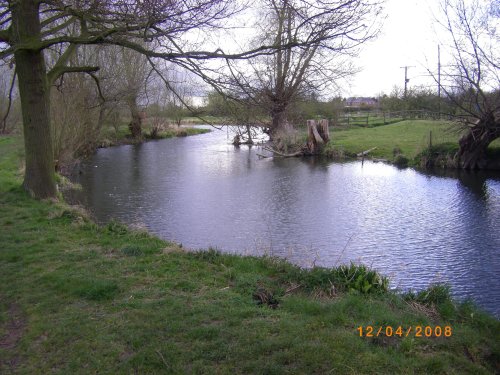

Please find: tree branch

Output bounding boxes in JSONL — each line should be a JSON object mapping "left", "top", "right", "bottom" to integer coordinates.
{"left": 146, "top": 56, "right": 224, "bottom": 130}
{"left": 47, "top": 42, "right": 78, "bottom": 85}
{"left": 1, "top": 68, "right": 16, "bottom": 134}
{"left": 86, "top": 72, "right": 106, "bottom": 105}
{"left": 47, "top": 66, "right": 100, "bottom": 86}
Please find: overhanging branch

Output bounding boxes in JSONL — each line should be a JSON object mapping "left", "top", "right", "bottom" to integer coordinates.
{"left": 146, "top": 56, "right": 224, "bottom": 130}
{"left": 47, "top": 66, "right": 100, "bottom": 86}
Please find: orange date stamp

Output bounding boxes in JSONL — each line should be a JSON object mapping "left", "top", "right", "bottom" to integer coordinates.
{"left": 357, "top": 325, "right": 452, "bottom": 338}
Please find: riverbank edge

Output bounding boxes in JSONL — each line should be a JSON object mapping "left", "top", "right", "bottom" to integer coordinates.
{"left": 319, "top": 120, "right": 500, "bottom": 170}
{"left": 56, "top": 126, "right": 211, "bottom": 176}
{"left": 1, "top": 135, "right": 499, "bottom": 374}
{"left": 97, "top": 126, "right": 211, "bottom": 149}
{"left": 322, "top": 146, "right": 500, "bottom": 171}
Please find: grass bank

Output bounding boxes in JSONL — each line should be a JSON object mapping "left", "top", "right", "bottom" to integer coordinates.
{"left": 99, "top": 124, "right": 211, "bottom": 148}
{"left": 1, "top": 136, "right": 499, "bottom": 374}
{"left": 323, "top": 120, "right": 500, "bottom": 167}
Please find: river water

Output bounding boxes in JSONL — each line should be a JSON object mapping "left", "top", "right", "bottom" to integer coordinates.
{"left": 73, "top": 126, "right": 500, "bottom": 315}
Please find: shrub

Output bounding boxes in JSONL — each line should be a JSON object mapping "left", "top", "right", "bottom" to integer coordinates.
{"left": 394, "top": 154, "right": 409, "bottom": 168}
{"left": 414, "top": 143, "right": 458, "bottom": 169}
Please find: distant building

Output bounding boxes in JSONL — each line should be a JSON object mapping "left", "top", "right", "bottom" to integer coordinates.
{"left": 344, "top": 97, "right": 379, "bottom": 109}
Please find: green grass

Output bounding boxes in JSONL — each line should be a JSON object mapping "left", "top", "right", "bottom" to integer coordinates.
{"left": 324, "top": 120, "right": 500, "bottom": 165}
{"left": 324, "top": 120, "right": 461, "bottom": 160}
{"left": 1, "top": 135, "right": 499, "bottom": 374}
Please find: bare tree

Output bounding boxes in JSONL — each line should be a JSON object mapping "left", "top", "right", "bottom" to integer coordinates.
{"left": 2, "top": 0, "right": 354, "bottom": 198}
{"left": 220, "top": 0, "right": 383, "bottom": 141}
{"left": 162, "top": 67, "right": 194, "bottom": 127}
{"left": 435, "top": 0, "right": 500, "bottom": 169}
{"left": 0, "top": 0, "right": 282, "bottom": 199}
{"left": 120, "top": 46, "right": 150, "bottom": 138}
{"left": 50, "top": 71, "right": 104, "bottom": 170}
{"left": 45, "top": 43, "right": 111, "bottom": 169}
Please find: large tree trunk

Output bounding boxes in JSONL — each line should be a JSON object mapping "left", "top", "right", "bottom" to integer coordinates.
{"left": 13, "top": 0, "right": 57, "bottom": 199}
{"left": 270, "top": 107, "right": 291, "bottom": 139}
{"left": 456, "top": 120, "right": 499, "bottom": 169}
{"left": 126, "top": 96, "right": 142, "bottom": 139}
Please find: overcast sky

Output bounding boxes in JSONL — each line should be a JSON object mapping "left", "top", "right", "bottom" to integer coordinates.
{"left": 189, "top": 0, "right": 497, "bottom": 102}
{"left": 346, "top": 0, "right": 441, "bottom": 97}
{"left": 347, "top": 0, "right": 448, "bottom": 97}
{"left": 223, "top": 0, "right": 451, "bottom": 99}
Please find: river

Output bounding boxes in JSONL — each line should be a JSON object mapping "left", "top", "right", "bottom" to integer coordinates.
{"left": 73, "top": 126, "right": 500, "bottom": 316}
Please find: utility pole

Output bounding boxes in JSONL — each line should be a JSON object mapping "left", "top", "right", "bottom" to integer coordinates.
{"left": 400, "top": 66, "right": 415, "bottom": 99}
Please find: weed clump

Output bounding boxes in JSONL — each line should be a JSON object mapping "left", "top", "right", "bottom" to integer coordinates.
{"left": 404, "top": 284, "right": 452, "bottom": 306}
{"left": 121, "top": 245, "right": 143, "bottom": 257}
{"left": 192, "top": 247, "right": 224, "bottom": 263}
{"left": 104, "top": 220, "right": 130, "bottom": 235}
{"left": 280, "top": 262, "right": 389, "bottom": 296}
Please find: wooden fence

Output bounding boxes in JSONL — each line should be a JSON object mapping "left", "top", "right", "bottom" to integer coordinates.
{"left": 335, "top": 110, "right": 453, "bottom": 127}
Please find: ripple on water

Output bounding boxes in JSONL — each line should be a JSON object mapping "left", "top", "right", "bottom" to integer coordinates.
{"left": 75, "top": 128, "right": 500, "bottom": 316}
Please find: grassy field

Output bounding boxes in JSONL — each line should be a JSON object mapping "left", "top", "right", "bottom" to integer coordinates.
{"left": 324, "top": 120, "right": 500, "bottom": 164}
{"left": 325, "top": 120, "right": 458, "bottom": 160}
{"left": 1, "top": 135, "right": 499, "bottom": 374}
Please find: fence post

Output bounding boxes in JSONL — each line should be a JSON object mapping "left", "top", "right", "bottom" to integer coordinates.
{"left": 429, "top": 130, "right": 432, "bottom": 149}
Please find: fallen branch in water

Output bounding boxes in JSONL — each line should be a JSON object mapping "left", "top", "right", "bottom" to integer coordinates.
{"left": 357, "top": 147, "right": 377, "bottom": 157}
{"left": 256, "top": 153, "right": 271, "bottom": 159}
{"left": 263, "top": 146, "right": 304, "bottom": 157}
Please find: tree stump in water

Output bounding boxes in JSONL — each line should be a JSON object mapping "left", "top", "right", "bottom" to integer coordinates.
{"left": 307, "top": 119, "right": 330, "bottom": 154}
{"left": 232, "top": 134, "right": 241, "bottom": 146}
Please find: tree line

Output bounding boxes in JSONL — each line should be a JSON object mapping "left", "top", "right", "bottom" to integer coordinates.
{"left": 0, "top": 0, "right": 498, "bottom": 199}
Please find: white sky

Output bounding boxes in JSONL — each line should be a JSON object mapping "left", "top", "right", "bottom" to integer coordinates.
{"left": 191, "top": 0, "right": 497, "bottom": 101}
{"left": 347, "top": 0, "right": 443, "bottom": 97}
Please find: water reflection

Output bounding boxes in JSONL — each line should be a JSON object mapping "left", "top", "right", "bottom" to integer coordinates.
{"left": 74, "top": 126, "right": 500, "bottom": 315}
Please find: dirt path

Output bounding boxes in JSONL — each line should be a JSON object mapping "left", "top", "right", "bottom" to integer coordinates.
{"left": 0, "top": 303, "right": 26, "bottom": 372}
